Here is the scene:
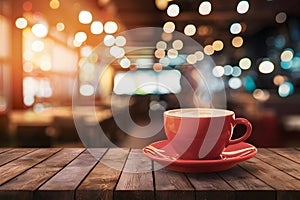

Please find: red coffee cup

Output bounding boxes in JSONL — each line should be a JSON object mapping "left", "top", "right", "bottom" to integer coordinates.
{"left": 164, "top": 108, "right": 252, "bottom": 160}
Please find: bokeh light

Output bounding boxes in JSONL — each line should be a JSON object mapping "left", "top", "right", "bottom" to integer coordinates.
{"left": 275, "top": 12, "right": 287, "bottom": 24}
{"left": 243, "top": 76, "right": 256, "bottom": 92}
{"left": 161, "top": 32, "right": 173, "bottom": 41}
{"left": 56, "top": 22, "right": 65, "bottom": 31}
{"left": 163, "top": 21, "right": 175, "bottom": 33}
{"left": 154, "top": 49, "right": 165, "bottom": 59}
{"left": 15, "top": 17, "right": 28, "bottom": 29}
{"left": 232, "top": 36, "right": 243, "bottom": 47}
{"left": 228, "top": 77, "right": 242, "bottom": 89}
{"left": 104, "top": 35, "right": 115, "bottom": 46}
{"left": 31, "top": 40, "right": 45, "bottom": 52}
{"left": 258, "top": 60, "right": 274, "bottom": 74}
{"left": 167, "top": 49, "right": 178, "bottom": 59}
{"left": 253, "top": 89, "right": 270, "bottom": 101}
{"left": 23, "top": 1, "right": 32, "bottom": 12}
{"left": 186, "top": 54, "right": 197, "bottom": 64}
{"left": 49, "top": 0, "right": 60, "bottom": 9}
{"left": 119, "top": 57, "right": 131, "bottom": 68}
{"left": 156, "top": 41, "right": 167, "bottom": 50}
{"left": 91, "top": 21, "right": 103, "bottom": 34}
{"left": 278, "top": 82, "right": 294, "bottom": 97}
{"left": 237, "top": 1, "right": 249, "bottom": 14}
{"left": 230, "top": 23, "right": 242, "bottom": 34}
{"left": 80, "top": 84, "right": 95, "bottom": 96}
{"left": 184, "top": 24, "right": 196, "bottom": 36}
{"left": 75, "top": 31, "right": 87, "bottom": 43}
{"left": 212, "top": 66, "right": 224, "bottom": 77}
{"left": 232, "top": 66, "right": 242, "bottom": 77}
{"left": 212, "top": 40, "right": 224, "bottom": 51}
{"left": 104, "top": 21, "right": 118, "bottom": 34}
{"left": 153, "top": 63, "right": 163, "bottom": 72}
{"left": 172, "top": 40, "right": 183, "bottom": 50}
{"left": 280, "top": 48, "right": 294, "bottom": 62}
{"left": 78, "top": 10, "right": 92, "bottom": 24}
{"left": 198, "top": 1, "right": 212, "bottom": 15}
{"left": 203, "top": 45, "right": 214, "bottom": 55}
{"left": 159, "top": 57, "right": 170, "bottom": 66}
{"left": 110, "top": 46, "right": 125, "bottom": 58}
{"left": 115, "top": 36, "right": 126, "bottom": 46}
{"left": 32, "top": 23, "right": 48, "bottom": 38}
{"left": 239, "top": 57, "right": 251, "bottom": 70}
{"left": 167, "top": 4, "right": 180, "bottom": 17}
{"left": 224, "top": 65, "right": 233, "bottom": 76}
{"left": 273, "top": 75, "right": 286, "bottom": 86}
{"left": 194, "top": 51, "right": 204, "bottom": 61}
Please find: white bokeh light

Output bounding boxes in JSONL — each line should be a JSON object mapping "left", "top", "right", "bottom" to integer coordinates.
{"left": 78, "top": 10, "right": 92, "bottom": 24}
{"left": 91, "top": 21, "right": 103, "bottom": 34}
{"left": 239, "top": 57, "right": 252, "bottom": 70}
{"left": 119, "top": 57, "right": 131, "bottom": 68}
{"left": 172, "top": 40, "right": 183, "bottom": 50}
{"left": 230, "top": 23, "right": 242, "bottom": 34}
{"left": 280, "top": 49, "right": 294, "bottom": 62}
{"left": 237, "top": 1, "right": 250, "bottom": 14}
{"left": 167, "top": 4, "right": 180, "bottom": 17}
{"left": 228, "top": 77, "right": 242, "bottom": 89}
{"left": 32, "top": 23, "right": 48, "bottom": 38}
{"left": 259, "top": 60, "right": 274, "bottom": 74}
{"left": 163, "top": 21, "right": 176, "bottom": 33}
{"left": 115, "top": 36, "right": 126, "bottom": 46}
{"left": 75, "top": 31, "right": 87, "bottom": 43}
{"left": 104, "top": 21, "right": 118, "bottom": 34}
{"left": 104, "top": 35, "right": 115, "bottom": 46}
{"left": 184, "top": 24, "right": 196, "bottom": 36}
{"left": 212, "top": 66, "right": 224, "bottom": 77}
{"left": 198, "top": 1, "right": 212, "bottom": 15}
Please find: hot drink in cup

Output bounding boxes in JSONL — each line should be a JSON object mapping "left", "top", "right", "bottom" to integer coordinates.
{"left": 164, "top": 108, "right": 252, "bottom": 160}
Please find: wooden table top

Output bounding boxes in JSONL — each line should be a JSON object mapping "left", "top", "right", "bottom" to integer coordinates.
{"left": 0, "top": 147, "right": 299, "bottom": 200}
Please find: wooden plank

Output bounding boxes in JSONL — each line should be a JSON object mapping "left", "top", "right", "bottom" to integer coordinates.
{"left": 36, "top": 148, "right": 106, "bottom": 200}
{"left": 268, "top": 148, "right": 300, "bottom": 164}
{"left": 115, "top": 149, "right": 154, "bottom": 200}
{"left": 239, "top": 157, "right": 300, "bottom": 200}
{"left": 218, "top": 165, "right": 275, "bottom": 200}
{"left": 0, "top": 148, "right": 84, "bottom": 200}
{"left": 0, "top": 148, "right": 11, "bottom": 154}
{"left": 76, "top": 148, "right": 129, "bottom": 200}
{"left": 187, "top": 172, "right": 234, "bottom": 200}
{"left": 256, "top": 148, "right": 300, "bottom": 179}
{"left": 154, "top": 163, "right": 194, "bottom": 200}
{"left": 0, "top": 148, "right": 36, "bottom": 166}
{"left": 0, "top": 148, "right": 60, "bottom": 186}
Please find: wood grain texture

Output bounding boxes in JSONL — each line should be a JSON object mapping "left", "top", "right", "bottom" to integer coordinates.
{"left": 0, "top": 148, "right": 11, "bottom": 154}
{"left": 115, "top": 149, "right": 154, "bottom": 200}
{"left": 256, "top": 148, "right": 300, "bottom": 179}
{"left": 76, "top": 148, "right": 129, "bottom": 200}
{"left": 154, "top": 162, "right": 194, "bottom": 200}
{"left": 36, "top": 149, "right": 106, "bottom": 200}
{"left": 0, "top": 148, "right": 36, "bottom": 166}
{"left": 240, "top": 157, "right": 300, "bottom": 190}
{"left": 0, "top": 148, "right": 298, "bottom": 200}
{"left": 268, "top": 148, "right": 300, "bottom": 164}
{"left": 0, "top": 148, "right": 60, "bottom": 186}
{"left": 187, "top": 172, "right": 234, "bottom": 200}
{"left": 0, "top": 148, "right": 84, "bottom": 200}
{"left": 219, "top": 165, "right": 275, "bottom": 200}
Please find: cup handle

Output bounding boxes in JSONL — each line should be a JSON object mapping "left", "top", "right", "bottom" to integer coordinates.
{"left": 228, "top": 118, "right": 252, "bottom": 145}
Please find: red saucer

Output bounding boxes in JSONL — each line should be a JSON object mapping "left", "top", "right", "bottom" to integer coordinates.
{"left": 143, "top": 140, "right": 257, "bottom": 173}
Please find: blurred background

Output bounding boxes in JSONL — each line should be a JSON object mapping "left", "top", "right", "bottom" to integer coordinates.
{"left": 0, "top": 0, "right": 300, "bottom": 148}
